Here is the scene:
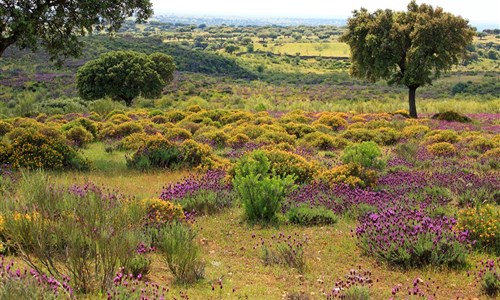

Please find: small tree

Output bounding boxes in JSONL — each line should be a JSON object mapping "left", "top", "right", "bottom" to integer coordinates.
{"left": 341, "top": 1, "right": 474, "bottom": 118}
{"left": 76, "top": 51, "right": 175, "bottom": 105}
{"left": 0, "top": 0, "right": 152, "bottom": 63}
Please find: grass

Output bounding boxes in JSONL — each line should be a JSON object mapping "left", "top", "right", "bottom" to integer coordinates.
{"left": 50, "top": 142, "right": 190, "bottom": 199}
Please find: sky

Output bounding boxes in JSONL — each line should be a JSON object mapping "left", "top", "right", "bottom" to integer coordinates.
{"left": 151, "top": 0, "right": 500, "bottom": 25}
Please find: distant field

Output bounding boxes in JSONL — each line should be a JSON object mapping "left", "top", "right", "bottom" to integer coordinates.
{"left": 254, "top": 42, "right": 350, "bottom": 57}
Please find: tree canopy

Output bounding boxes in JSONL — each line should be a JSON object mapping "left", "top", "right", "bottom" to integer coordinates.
{"left": 76, "top": 51, "right": 175, "bottom": 105}
{"left": 0, "top": 0, "right": 153, "bottom": 62}
{"left": 340, "top": 1, "right": 474, "bottom": 118}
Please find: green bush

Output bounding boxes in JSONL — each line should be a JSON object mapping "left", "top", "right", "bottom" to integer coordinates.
{"left": 343, "top": 286, "right": 370, "bottom": 300}
{"left": 341, "top": 141, "right": 385, "bottom": 170}
{"left": 157, "top": 222, "right": 205, "bottom": 284}
{"left": 431, "top": 111, "right": 471, "bottom": 123}
{"left": 126, "top": 136, "right": 182, "bottom": 170}
{"left": 481, "top": 269, "right": 500, "bottom": 298}
{"left": 233, "top": 151, "right": 296, "bottom": 225}
{"left": 124, "top": 254, "right": 151, "bottom": 278}
{"left": 287, "top": 205, "right": 338, "bottom": 226}
{"left": 177, "top": 189, "right": 235, "bottom": 216}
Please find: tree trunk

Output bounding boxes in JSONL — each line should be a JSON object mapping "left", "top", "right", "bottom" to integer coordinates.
{"left": 0, "top": 37, "right": 16, "bottom": 57}
{"left": 408, "top": 86, "right": 418, "bottom": 118}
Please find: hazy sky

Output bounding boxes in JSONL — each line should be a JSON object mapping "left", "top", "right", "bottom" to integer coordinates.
{"left": 151, "top": 0, "right": 499, "bottom": 24}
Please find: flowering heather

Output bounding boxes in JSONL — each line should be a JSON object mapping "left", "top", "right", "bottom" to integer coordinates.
{"left": 107, "top": 267, "right": 171, "bottom": 300}
{"left": 253, "top": 232, "right": 309, "bottom": 273}
{"left": 159, "top": 170, "right": 230, "bottom": 201}
{"left": 0, "top": 257, "right": 74, "bottom": 299}
{"left": 285, "top": 182, "right": 395, "bottom": 214}
{"left": 356, "top": 205, "right": 470, "bottom": 269}
{"left": 326, "top": 267, "right": 374, "bottom": 299}
{"left": 475, "top": 259, "right": 500, "bottom": 297}
{"left": 389, "top": 277, "right": 440, "bottom": 300}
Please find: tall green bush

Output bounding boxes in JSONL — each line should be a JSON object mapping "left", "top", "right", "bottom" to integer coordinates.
{"left": 233, "top": 151, "right": 296, "bottom": 225}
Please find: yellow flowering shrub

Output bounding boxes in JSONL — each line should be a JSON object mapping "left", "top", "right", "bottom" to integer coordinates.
{"left": 402, "top": 125, "right": 430, "bottom": 138}
{"left": 141, "top": 198, "right": 185, "bottom": 228}
{"left": 279, "top": 110, "right": 312, "bottom": 124}
{"left": 164, "top": 127, "right": 193, "bottom": 140}
{"left": 227, "top": 133, "right": 250, "bottom": 148}
{"left": 457, "top": 205, "right": 500, "bottom": 253}
{"left": 482, "top": 147, "right": 500, "bottom": 160}
{"left": 391, "top": 109, "right": 410, "bottom": 118}
{"left": 320, "top": 163, "right": 378, "bottom": 188}
{"left": 108, "top": 113, "right": 132, "bottom": 124}
{"left": 427, "top": 142, "right": 456, "bottom": 156}
{"left": 468, "top": 137, "right": 497, "bottom": 153}
{"left": 0, "top": 121, "right": 13, "bottom": 136}
{"left": 0, "top": 141, "right": 12, "bottom": 165}
{"left": 164, "top": 110, "right": 187, "bottom": 123}
{"left": 313, "top": 113, "right": 348, "bottom": 131}
{"left": 424, "top": 130, "right": 461, "bottom": 144}
{"left": 263, "top": 149, "right": 317, "bottom": 183}
{"left": 8, "top": 129, "right": 89, "bottom": 170}
{"left": 300, "top": 132, "right": 349, "bottom": 150}
{"left": 118, "top": 132, "right": 150, "bottom": 151}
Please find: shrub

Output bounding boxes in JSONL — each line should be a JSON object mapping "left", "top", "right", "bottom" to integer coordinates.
{"left": 469, "top": 137, "right": 497, "bottom": 153}
{"left": 0, "top": 141, "right": 12, "bottom": 165}
{"left": 342, "top": 141, "right": 385, "bottom": 170}
{"left": 180, "top": 139, "right": 213, "bottom": 168}
{"left": 62, "top": 117, "right": 99, "bottom": 138}
{"left": 164, "top": 127, "right": 193, "bottom": 141}
{"left": 342, "top": 128, "right": 376, "bottom": 143}
{"left": 177, "top": 189, "right": 236, "bottom": 216}
{"left": 109, "top": 114, "right": 133, "bottom": 124}
{"left": 150, "top": 115, "right": 169, "bottom": 124}
{"left": 287, "top": 205, "right": 338, "bottom": 226}
{"left": 65, "top": 125, "right": 93, "bottom": 148}
{"left": 124, "top": 254, "right": 152, "bottom": 278}
{"left": 263, "top": 149, "right": 317, "bottom": 184}
{"left": 424, "top": 130, "right": 460, "bottom": 144}
{"left": 1, "top": 173, "right": 144, "bottom": 293}
{"left": 0, "top": 258, "right": 73, "bottom": 300}
{"left": 164, "top": 110, "right": 187, "bottom": 123}
{"left": 256, "top": 130, "right": 296, "bottom": 145}
{"left": 314, "top": 114, "right": 348, "bottom": 131}
{"left": 478, "top": 260, "right": 500, "bottom": 298}
{"left": 260, "top": 232, "right": 307, "bottom": 273}
{"left": 233, "top": 150, "right": 296, "bottom": 225}
{"left": 9, "top": 129, "right": 89, "bottom": 170}
{"left": 457, "top": 204, "right": 499, "bottom": 254}
{"left": 126, "top": 135, "right": 182, "bottom": 170}
{"left": 320, "top": 163, "right": 378, "bottom": 188}
{"left": 195, "top": 129, "right": 229, "bottom": 147}
{"left": 373, "top": 127, "right": 400, "bottom": 145}
{"left": 431, "top": 111, "right": 471, "bottom": 123}
{"left": 157, "top": 222, "right": 205, "bottom": 284}
{"left": 356, "top": 206, "right": 469, "bottom": 269}
{"left": 343, "top": 286, "right": 370, "bottom": 300}
{"left": 426, "top": 142, "right": 456, "bottom": 156}
{"left": 141, "top": 198, "right": 185, "bottom": 229}
{"left": 0, "top": 121, "right": 13, "bottom": 136}
{"left": 283, "top": 122, "right": 316, "bottom": 138}
{"left": 301, "top": 132, "right": 348, "bottom": 150}
{"left": 118, "top": 132, "right": 150, "bottom": 151}
{"left": 402, "top": 125, "right": 430, "bottom": 138}
{"left": 228, "top": 133, "right": 250, "bottom": 148}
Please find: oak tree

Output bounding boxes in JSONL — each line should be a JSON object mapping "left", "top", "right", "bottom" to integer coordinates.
{"left": 76, "top": 51, "right": 175, "bottom": 105}
{"left": 0, "top": 0, "right": 153, "bottom": 62}
{"left": 340, "top": 1, "right": 474, "bottom": 118}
